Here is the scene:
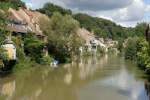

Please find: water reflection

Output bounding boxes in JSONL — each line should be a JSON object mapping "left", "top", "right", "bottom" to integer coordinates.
{"left": 145, "top": 83, "right": 150, "bottom": 100}
{"left": 0, "top": 78, "right": 15, "bottom": 100}
{"left": 0, "top": 55, "right": 149, "bottom": 100}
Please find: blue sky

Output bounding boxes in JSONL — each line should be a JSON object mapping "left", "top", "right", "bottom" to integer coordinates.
{"left": 22, "top": 0, "right": 150, "bottom": 27}
{"left": 145, "top": 0, "right": 150, "bottom": 4}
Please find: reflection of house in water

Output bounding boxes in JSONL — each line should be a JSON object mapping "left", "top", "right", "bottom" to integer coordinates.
{"left": 0, "top": 80, "right": 16, "bottom": 100}
{"left": 78, "top": 55, "right": 108, "bottom": 80}
{"left": 63, "top": 64, "right": 73, "bottom": 85}
{"left": 7, "top": 8, "right": 48, "bottom": 42}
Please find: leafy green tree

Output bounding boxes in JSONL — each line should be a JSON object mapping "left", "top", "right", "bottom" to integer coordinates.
{"left": 134, "top": 22, "right": 147, "bottom": 37}
{"left": 24, "top": 34, "right": 45, "bottom": 63}
{"left": 37, "top": 3, "right": 72, "bottom": 17}
{"left": 0, "top": 11, "right": 8, "bottom": 30}
{"left": 136, "top": 38, "right": 150, "bottom": 69}
{"left": 0, "top": 0, "right": 25, "bottom": 10}
{"left": 39, "top": 12, "right": 83, "bottom": 63}
{"left": 124, "top": 37, "right": 138, "bottom": 60}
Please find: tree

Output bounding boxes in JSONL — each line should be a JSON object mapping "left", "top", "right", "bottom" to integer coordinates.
{"left": 39, "top": 12, "right": 83, "bottom": 63}
{"left": 134, "top": 22, "right": 147, "bottom": 37}
{"left": 136, "top": 38, "right": 150, "bottom": 69}
{"left": 0, "top": 0, "right": 25, "bottom": 10}
{"left": 24, "top": 34, "right": 45, "bottom": 63}
{"left": 0, "top": 11, "right": 8, "bottom": 30}
{"left": 37, "top": 3, "right": 72, "bottom": 17}
{"left": 124, "top": 37, "right": 138, "bottom": 60}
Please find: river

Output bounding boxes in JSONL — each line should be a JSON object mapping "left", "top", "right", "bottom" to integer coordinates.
{"left": 0, "top": 55, "right": 150, "bottom": 100}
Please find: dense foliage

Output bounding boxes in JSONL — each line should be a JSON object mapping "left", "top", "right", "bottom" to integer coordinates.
{"left": 74, "top": 14, "right": 148, "bottom": 40}
{"left": 124, "top": 37, "right": 138, "bottom": 60}
{"left": 0, "top": 0, "right": 25, "bottom": 10}
{"left": 136, "top": 38, "right": 150, "bottom": 70}
{"left": 74, "top": 13, "right": 125, "bottom": 39}
{"left": 23, "top": 34, "right": 45, "bottom": 63}
{"left": 39, "top": 12, "right": 83, "bottom": 63}
{"left": 124, "top": 37, "right": 150, "bottom": 73}
{"left": 37, "top": 3, "right": 72, "bottom": 17}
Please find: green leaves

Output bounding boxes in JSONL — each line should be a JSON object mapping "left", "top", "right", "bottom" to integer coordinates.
{"left": 0, "top": 0, "right": 25, "bottom": 10}
{"left": 125, "top": 37, "right": 150, "bottom": 72}
{"left": 37, "top": 3, "right": 72, "bottom": 17}
{"left": 136, "top": 38, "right": 150, "bottom": 69}
{"left": 0, "top": 48, "right": 8, "bottom": 61}
{"left": 39, "top": 12, "right": 82, "bottom": 63}
{"left": 124, "top": 37, "right": 138, "bottom": 60}
{"left": 24, "top": 35, "right": 45, "bottom": 63}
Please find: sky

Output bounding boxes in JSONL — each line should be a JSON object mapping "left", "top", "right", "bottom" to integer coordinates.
{"left": 22, "top": 0, "right": 150, "bottom": 27}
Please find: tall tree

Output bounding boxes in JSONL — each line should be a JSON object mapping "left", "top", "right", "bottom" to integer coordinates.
{"left": 39, "top": 12, "right": 83, "bottom": 62}
{"left": 37, "top": 3, "right": 72, "bottom": 17}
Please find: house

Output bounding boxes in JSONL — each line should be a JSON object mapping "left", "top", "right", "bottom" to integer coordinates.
{"left": 77, "top": 28, "right": 107, "bottom": 53}
{"left": 7, "top": 8, "right": 48, "bottom": 42}
{"left": 105, "top": 38, "right": 118, "bottom": 48}
{"left": 1, "top": 37, "right": 16, "bottom": 61}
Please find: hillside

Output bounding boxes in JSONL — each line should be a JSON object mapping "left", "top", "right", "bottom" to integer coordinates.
{"left": 73, "top": 13, "right": 127, "bottom": 39}
{"left": 37, "top": 3, "right": 147, "bottom": 40}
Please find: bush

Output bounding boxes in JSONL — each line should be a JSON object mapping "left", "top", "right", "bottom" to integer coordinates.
{"left": 124, "top": 37, "right": 138, "bottom": 60}
{"left": 0, "top": 48, "right": 8, "bottom": 61}
{"left": 39, "top": 12, "right": 83, "bottom": 63}
{"left": 136, "top": 38, "right": 150, "bottom": 69}
{"left": 24, "top": 34, "right": 45, "bottom": 63}
{"left": 125, "top": 37, "right": 150, "bottom": 73}
{"left": 39, "top": 55, "right": 53, "bottom": 65}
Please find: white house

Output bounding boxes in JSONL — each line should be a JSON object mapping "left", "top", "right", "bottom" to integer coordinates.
{"left": 1, "top": 38, "right": 16, "bottom": 60}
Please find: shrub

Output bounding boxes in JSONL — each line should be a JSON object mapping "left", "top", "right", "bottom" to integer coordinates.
{"left": 24, "top": 34, "right": 45, "bottom": 63}
{"left": 39, "top": 55, "right": 53, "bottom": 65}
{"left": 124, "top": 37, "right": 138, "bottom": 60}
{"left": 136, "top": 38, "right": 150, "bottom": 69}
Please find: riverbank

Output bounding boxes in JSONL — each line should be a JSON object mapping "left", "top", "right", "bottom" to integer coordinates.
{"left": 124, "top": 36, "right": 150, "bottom": 75}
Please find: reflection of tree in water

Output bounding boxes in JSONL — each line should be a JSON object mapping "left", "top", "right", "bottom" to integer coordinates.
{"left": 145, "top": 83, "right": 150, "bottom": 100}
{"left": 77, "top": 55, "right": 108, "bottom": 80}
{"left": 1, "top": 55, "right": 149, "bottom": 100}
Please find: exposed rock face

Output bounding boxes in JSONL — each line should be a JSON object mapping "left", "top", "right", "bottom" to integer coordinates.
{"left": 77, "top": 28, "right": 95, "bottom": 44}
{"left": 7, "top": 8, "right": 49, "bottom": 38}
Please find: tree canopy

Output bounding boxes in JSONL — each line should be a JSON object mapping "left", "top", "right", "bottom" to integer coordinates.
{"left": 37, "top": 3, "right": 72, "bottom": 17}
{"left": 39, "top": 12, "right": 83, "bottom": 62}
{"left": 0, "top": 0, "right": 25, "bottom": 10}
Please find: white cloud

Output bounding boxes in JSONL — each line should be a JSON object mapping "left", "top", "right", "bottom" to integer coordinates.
{"left": 112, "top": 0, "right": 145, "bottom": 22}
{"left": 145, "top": 4, "right": 150, "bottom": 12}
{"left": 64, "top": 0, "right": 133, "bottom": 11}
{"left": 29, "top": 0, "right": 66, "bottom": 9}
{"left": 95, "top": 0, "right": 149, "bottom": 27}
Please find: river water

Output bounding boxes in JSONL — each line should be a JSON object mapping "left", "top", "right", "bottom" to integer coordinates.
{"left": 0, "top": 55, "right": 150, "bottom": 100}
